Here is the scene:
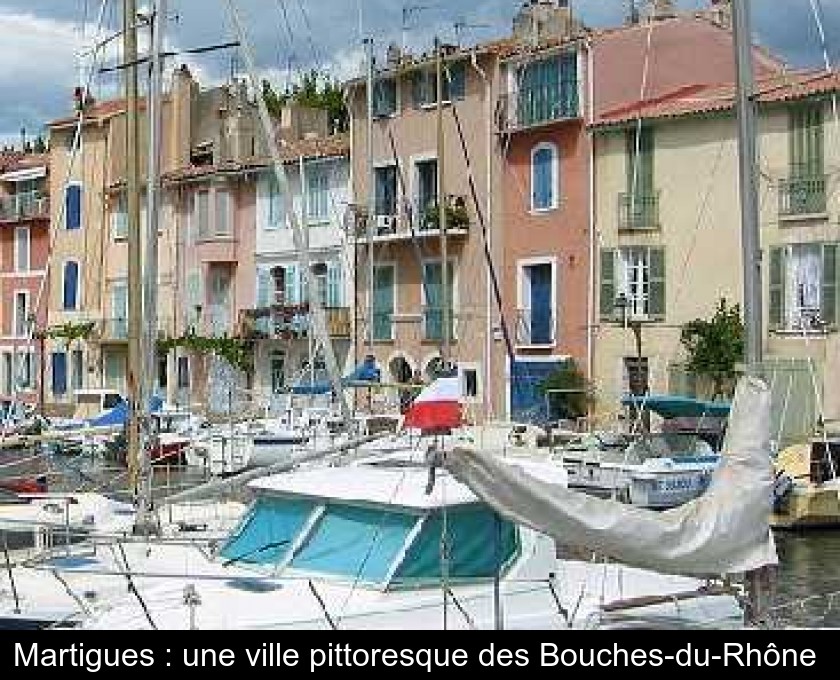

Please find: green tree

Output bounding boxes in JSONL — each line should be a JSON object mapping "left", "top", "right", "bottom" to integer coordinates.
{"left": 540, "top": 359, "right": 592, "bottom": 421}
{"left": 262, "top": 71, "right": 348, "bottom": 133}
{"left": 680, "top": 298, "right": 745, "bottom": 399}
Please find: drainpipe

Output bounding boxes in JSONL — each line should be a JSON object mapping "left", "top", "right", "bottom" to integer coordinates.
{"left": 469, "top": 50, "right": 495, "bottom": 422}
{"left": 585, "top": 37, "right": 596, "bottom": 388}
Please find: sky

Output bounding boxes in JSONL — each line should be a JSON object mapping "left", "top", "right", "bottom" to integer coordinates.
{"left": 0, "top": 0, "right": 839, "bottom": 144}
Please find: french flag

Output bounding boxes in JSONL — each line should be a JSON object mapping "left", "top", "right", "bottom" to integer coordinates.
{"left": 403, "top": 376, "right": 463, "bottom": 433}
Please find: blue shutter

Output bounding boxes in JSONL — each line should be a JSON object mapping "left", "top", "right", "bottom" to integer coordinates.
{"left": 257, "top": 269, "right": 271, "bottom": 308}
{"left": 63, "top": 261, "right": 79, "bottom": 310}
{"left": 327, "top": 262, "right": 342, "bottom": 308}
{"left": 285, "top": 264, "right": 299, "bottom": 305}
{"left": 65, "top": 184, "right": 82, "bottom": 230}
{"left": 533, "top": 147, "right": 554, "bottom": 210}
{"left": 52, "top": 352, "right": 68, "bottom": 396}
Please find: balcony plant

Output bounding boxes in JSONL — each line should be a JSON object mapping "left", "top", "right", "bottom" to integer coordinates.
{"left": 421, "top": 197, "right": 470, "bottom": 231}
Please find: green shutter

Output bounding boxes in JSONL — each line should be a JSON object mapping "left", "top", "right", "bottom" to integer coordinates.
{"left": 599, "top": 249, "right": 616, "bottom": 321}
{"left": 790, "top": 103, "right": 824, "bottom": 178}
{"left": 822, "top": 244, "right": 837, "bottom": 328}
{"left": 769, "top": 247, "right": 785, "bottom": 330}
{"left": 649, "top": 248, "right": 665, "bottom": 320}
{"left": 256, "top": 269, "right": 271, "bottom": 308}
{"left": 626, "top": 125, "right": 654, "bottom": 196}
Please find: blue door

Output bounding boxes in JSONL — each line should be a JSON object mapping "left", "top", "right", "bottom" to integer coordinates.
{"left": 510, "top": 360, "right": 562, "bottom": 423}
{"left": 529, "top": 264, "right": 552, "bottom": 345}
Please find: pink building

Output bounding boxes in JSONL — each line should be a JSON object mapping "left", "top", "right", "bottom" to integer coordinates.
{"left": 0, "top": 152, "right": 50, "bottom": 408}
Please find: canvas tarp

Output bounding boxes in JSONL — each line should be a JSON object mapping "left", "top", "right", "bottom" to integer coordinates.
{"left": 443, "top": 377, "right": 778, "bottom": 577}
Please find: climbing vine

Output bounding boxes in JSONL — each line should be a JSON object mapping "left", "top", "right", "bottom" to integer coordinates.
{"left": 39, "top": 321, "right": 96, "bottom": 347}
{"left": 157, "top": 331, "right": 254, "bottom": 375}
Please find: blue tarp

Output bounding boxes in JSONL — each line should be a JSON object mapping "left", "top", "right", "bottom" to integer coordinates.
{"left": 85, "top": 394, "right": 165, "bottom": 428}
{"left": 621, "top": 394, "right": 731, "bottom": 420}
{"left": 344, "top": 356, "right": 381, "bottom": 384}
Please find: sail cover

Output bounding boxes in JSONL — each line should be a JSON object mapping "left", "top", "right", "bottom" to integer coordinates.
{"left": 443, "top": 377, "right": 778, "bottom": 577}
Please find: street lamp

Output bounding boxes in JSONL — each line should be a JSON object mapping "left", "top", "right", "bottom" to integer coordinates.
{"left": 614, "top": 293, "right": 649, "bottom": 433}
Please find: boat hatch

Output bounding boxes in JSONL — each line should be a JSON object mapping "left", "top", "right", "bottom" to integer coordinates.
{"left": 220, "top": 497, "right": 519, "bottom": 588}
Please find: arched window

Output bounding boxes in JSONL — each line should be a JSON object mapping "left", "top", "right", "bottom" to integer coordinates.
{"left": 531, "top": 143, "right": 559, "bottom": 212}
{"left": 62, "top": 260, "right": 80, "bottom": 311}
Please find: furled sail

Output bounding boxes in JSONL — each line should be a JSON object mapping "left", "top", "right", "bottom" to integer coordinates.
{"left": 442, "top": 376, "right": 778, "bottom": 577}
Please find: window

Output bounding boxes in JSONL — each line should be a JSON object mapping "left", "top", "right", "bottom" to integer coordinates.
{"left": 62, "top": 261, "right": 80, "bottom": 311}
{"left": 625, "top": 125, "right": 655, "bottom": 203}
{"left": 415, "top": 159, "right": 438, "bottom": 229}
{"left": 111, "top": 281, "right": 128, "bottom": 339}
{"left": 65, "top": 183, "right": 82, "bottom": 230}
{"left": 195, "top": 190, "right": 210, "bottom": 239}
{"left": 14, "top": 227, "right": 30, "bottom": 272}
{"left": 461, "top": 366, "right": 479, "bottom": 400}
{"left": 265, "top": 174, "right": 285, "bottom": 230}
{"left": 770, "top": 243, "right": 838, "bottom": 331}
{"left": 271, "top": 352, "right": 285, "bottom": 394}
{"left": 158, "top": 355, "right": 168, "bottom": 391}
{"left": 1, "top": 353, "right": 11, "bottom": 395}
{"left": 71, "top": 349, "right": 84, "bottom": 391}
{"left": 52, "top": 352, "right": 68, "bottom": 396}
{"left": 306, "top": 166, "right": 330, "bottom": 224}
{"left": 111, "top": 193, "right": 128, "bottom": 240}
{"left": 411, "top": 61, "right": 466, "bottom": 108}
{"left": 177, "top": 356, "right": 190, "bottom": 389}
{"left": 373, "top": 78, "right": 398, "bottom": 117}
{"left": 422, "top": 261, "right": 455, "bottom": 342}
{"left": 600, "top": 248, "right": 665, "bottom": 321}
{"left": 15, "top": 352, "right": 33, "bottom": 391}
{"left": 14, "top": 291, "right": 29, "bottom": 337}
{"left": 518, "top": 261, "right": 554, "bottom": 345}
{"left": 372, "top": 264, "right": 395, "bottom": 341}
{"left": 782, "top": 103, "right": 826, "bottom": 216}
{"left": 516, "top": 52, "right": 578, "bottom": 126}
{"left": 104, "top": 353, "right": 126, "bottom": 391}
{"left": 215, "top": 190, "right": 232, "bottom": 236}
{"left": 374, "top": 165, "right": 398, "bottom": 217}
{"left": 531, "top": 143, "right": 558, "bottom": 211}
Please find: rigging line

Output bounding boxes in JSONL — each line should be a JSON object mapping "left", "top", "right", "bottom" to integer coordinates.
{"left": 271, "top": 0, "right": 295, "bottom": 82}
{"left": 0, "top": 0, "right": 111, "bottom": 443}
{"left": 384, "top": 125, "right": 442, "bottom": 358}
{"left": 809, "top": 0, "right": 840, "bottom": 168}
{"left": 274, "top": 0, "right": 298, "bottom": 91}
{"left": 332, "top": 467, "right": 411, "bottom": 623}
{"left": 293, "top": 0, "right": 323, "bottom": 71}
{"left": 446, "top": 75, "right": 516, "bottom": 364}
{"left": 114, "top": 541, "right": 159, "bottom": 630}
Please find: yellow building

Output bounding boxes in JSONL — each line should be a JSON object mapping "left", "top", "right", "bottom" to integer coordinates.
{"left": 591, "top": 71, "right": 840, "bottom": 443}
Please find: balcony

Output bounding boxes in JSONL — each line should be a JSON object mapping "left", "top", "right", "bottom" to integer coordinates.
{"left": 355, "top": 195, "right": 470, "bottom": 244}
{"left": 422, "top": 306, "right": 456, "bottom": 343}
{"left": 515, "top": 308, "right": 555, "bottom": 347}
{"left": 240, "top": 305, "right": 351, "bottom": 340}
{"left": 497, "top": 84, "right": 580, "bottom": 132}
{"left": 618, "top": 191, "right": 660, "bottom": 231}
{"left": 98, "top": 316, "right": 175, "bottom": 344}
{"left": 0, "top": 192, "right": 49, "bottom": 222}
{"left": 778, "top": 175, "right": 827, "bottom": 218}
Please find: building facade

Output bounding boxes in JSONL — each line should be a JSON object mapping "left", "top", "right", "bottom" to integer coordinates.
{"left": 0, "top": 153, "right": 50, "bottom": 408}
{"left": 246, "top": 134, "right": 353, "bottom": 413}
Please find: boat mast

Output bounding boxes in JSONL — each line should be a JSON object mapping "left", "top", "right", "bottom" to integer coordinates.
{"left": 365, "top": 37, "right": 375, "bottom": 359}
{"left": 223, "top": 0, "right": 351, "bottom": 424}
{"left": 732, "top": 0, "right": 773, "bottom": 625}
{"left": 123, "top": 0, "right": 151, "bottom": 532}
{"left": 436, "top": 38, "right": 451, "bottom": 369}
{"left": 733, "top": 0, "right": 762, "bottom": 366}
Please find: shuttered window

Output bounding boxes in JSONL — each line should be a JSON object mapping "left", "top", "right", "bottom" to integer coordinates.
{"left": 65, "top": 183, "right": 82, "bottom": 230}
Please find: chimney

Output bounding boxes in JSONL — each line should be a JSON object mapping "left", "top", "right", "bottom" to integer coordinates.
{"left": 512, "top": 1, "right": 580, "bottom": 44}
{"left": 707, "top": 0, "right": 732, "bottom": 29}
{"left": 386, "top": 43, "right": 402, "bottom": 68}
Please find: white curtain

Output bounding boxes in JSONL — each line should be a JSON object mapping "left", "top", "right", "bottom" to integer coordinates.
{"left": 787, "top": 245, "right": 822, "bottom": 329}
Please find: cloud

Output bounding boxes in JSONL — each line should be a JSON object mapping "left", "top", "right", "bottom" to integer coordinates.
{"left": 0, "top": 0, "right": 838, "bottom": 143}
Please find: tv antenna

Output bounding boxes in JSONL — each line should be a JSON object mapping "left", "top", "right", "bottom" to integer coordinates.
{"left": 402, "top": 3, "right": 438, "bottom": 53}
{"left": 453, "top": 17, "right": 492, "bottom": 46}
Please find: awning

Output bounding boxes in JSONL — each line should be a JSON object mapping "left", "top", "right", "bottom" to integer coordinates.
{"left": 621, "top": 394, "right": 731, "bottom": 419}
{"left": 0, "top": 167, "right": 47, "bottom": 183}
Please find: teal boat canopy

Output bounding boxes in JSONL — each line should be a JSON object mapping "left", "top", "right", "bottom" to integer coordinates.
{"left": 621, "top": 394, "right": 731, "bottom": 420}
